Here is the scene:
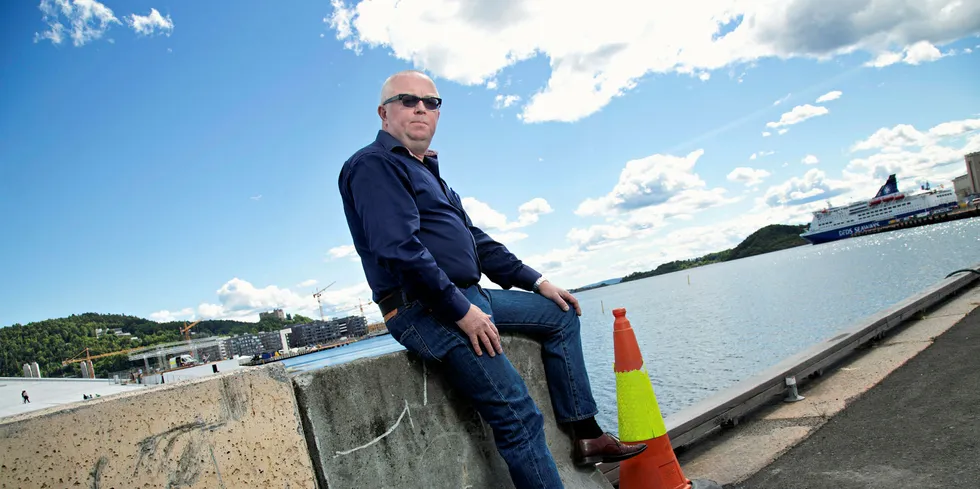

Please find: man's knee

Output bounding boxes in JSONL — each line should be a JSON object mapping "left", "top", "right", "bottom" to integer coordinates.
{"left": 493, "top": 399, "right": 545, "bottom": 449}
{"left": 559, "top": 306, "right": 581, "bottom": 333}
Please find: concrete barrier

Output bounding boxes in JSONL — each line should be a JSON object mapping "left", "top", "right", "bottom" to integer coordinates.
{"left": 0, "top": 364, "right": 316, "bottom": 489}
{"left": 293, "top": 334, "right": 615, "bottom": 489}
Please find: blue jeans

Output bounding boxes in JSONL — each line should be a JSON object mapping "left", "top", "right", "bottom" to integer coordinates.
{"left": 384, "top": 285, "right": 599, "bottom": 489}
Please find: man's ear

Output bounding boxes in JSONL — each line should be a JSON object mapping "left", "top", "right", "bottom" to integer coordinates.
{"left": 378, "top": 105, "right": 387, "bottom": 123}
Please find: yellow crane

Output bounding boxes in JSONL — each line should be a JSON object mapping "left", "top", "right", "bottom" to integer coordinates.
{"left": 62, "top": 346, "right": 145, "bottom": 366}
{"left": 180, "top": 320, "right": 201, "bottom": 342}
{"left": 179, "top": 320, "right": 203, "bottom": 361}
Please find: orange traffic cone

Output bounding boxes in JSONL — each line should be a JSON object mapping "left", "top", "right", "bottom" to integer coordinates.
{"left": 612, "top": 307, "right": 690, "bottom": 489}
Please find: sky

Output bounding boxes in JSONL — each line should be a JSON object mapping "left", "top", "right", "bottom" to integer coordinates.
{"left": 1, "top": 0, "right": 979, "bottom": 327}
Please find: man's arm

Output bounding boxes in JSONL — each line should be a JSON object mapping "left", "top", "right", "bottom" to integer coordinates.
{"left": 344, "top": 154, "right": 470, "bottom": 323}
{"left": 469, "top": 224, "right": 542, "bottom": 290}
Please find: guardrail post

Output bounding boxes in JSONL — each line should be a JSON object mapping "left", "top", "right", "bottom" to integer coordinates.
{"left": 784, "top": 376, "right": 805, "bottom": 402}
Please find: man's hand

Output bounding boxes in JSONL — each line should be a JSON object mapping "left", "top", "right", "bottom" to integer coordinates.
{"left": 537, "top": 281, "right": 582, "bottom": 316}
{"left": 456, "top": 304, "right": 503, "bottom": 357}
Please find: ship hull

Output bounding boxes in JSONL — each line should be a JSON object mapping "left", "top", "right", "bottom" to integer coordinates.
{"left": 801, "top": 203, "right": 959, "bottom": 245}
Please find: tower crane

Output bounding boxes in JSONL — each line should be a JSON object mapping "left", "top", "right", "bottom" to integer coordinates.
{"left": 313, "top": 281, "right": 336, "bottom": 321}
{"left": 180, "top": 320, "right": 202, "bottom": 359}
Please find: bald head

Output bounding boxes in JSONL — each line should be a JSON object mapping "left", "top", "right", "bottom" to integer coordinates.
{"left": 380, "top": 70, "right": 438, "bottom": 104}
{"left": 377, "top": 70, "right": 441, "bottom": 158}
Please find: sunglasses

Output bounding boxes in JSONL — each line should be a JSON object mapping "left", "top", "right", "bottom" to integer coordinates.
{"left": 382, "top": 93, "right": 442, "bottom": 110}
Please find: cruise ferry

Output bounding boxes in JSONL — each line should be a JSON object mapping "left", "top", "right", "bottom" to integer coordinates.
{"left": 800, "top": 174, "right": 959, "bottom": 244}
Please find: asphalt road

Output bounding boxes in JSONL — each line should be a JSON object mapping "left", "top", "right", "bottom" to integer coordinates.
{"left": 731, "top": 306, "right": 980, "bottom": 489}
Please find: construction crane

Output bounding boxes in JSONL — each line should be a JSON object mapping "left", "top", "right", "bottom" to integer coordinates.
{"left": 358, "top": 298, "right": 375, "bottom": 316}
{"left": 62, "top": 345, "right": 149, "bottom": 378}
{"left": 313, "top": 281, "right": 336, "bottom": 321}
{"left": 180, "top": 320, "right": 202, "bottom": 359}
{"left": 180, "top": 320, "right": 202, "bottom": 342}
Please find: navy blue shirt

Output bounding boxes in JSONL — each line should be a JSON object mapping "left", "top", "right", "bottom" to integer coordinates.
{"left": 338, "top": 130, "right": 542, "bottom": 323}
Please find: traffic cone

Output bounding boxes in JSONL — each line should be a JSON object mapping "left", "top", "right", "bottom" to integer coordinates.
{"left": 612, "top": 307, "right": 690, "bottom": 489}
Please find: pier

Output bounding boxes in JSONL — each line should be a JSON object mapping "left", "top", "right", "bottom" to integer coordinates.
{"left": 852, "top": 204, "right": 980, "bottom": 239}
{"left": 1, "top": 265, "right": 978, "bottom": 488}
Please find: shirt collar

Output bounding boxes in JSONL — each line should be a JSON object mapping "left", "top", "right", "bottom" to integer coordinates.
{"left": 375, "top": 130, "right": 439, "bottom": 160}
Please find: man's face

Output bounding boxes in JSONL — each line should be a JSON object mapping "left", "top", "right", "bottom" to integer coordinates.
{"left": 379, "top": 74, "right": 440, "bottom": 150}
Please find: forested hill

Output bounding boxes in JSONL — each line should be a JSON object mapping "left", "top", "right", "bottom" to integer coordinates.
{"left": 0, "top": 312, "right": 312, "bottom": 379}
{"left": 726, "top": 224, "right": 810, "bottom": 261}
{"left": 619, "top": 224, "right": 808, "bottom": 284}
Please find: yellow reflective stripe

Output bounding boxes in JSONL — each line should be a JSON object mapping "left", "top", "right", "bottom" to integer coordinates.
{"left": 615, "top": 367, "right": 667, "bottom": 442}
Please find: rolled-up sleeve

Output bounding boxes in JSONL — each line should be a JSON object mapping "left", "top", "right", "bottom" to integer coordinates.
{"left": 344, "top": 154, "right": 471, "bottom": 322}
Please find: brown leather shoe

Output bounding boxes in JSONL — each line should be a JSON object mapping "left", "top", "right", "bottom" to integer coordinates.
{"left": 573, "top": 432, "right": 647, "bottom": 467}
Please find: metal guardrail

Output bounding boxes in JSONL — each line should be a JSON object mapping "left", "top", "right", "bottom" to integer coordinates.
{"left": 664, "top": 262, "right": 980, "bottom": 450}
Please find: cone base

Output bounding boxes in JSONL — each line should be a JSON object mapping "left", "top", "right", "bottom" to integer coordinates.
{"left": 618, "top": 435, "right": 690, "bottom": 489}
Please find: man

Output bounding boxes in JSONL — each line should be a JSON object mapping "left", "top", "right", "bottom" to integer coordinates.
{"left": 338, "top": 70, "right": 646, "bottom": 489}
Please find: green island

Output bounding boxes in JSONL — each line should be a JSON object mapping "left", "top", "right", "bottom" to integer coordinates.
{"left": 0, "top": 313, "right": 314, "bottom": 378}
{"left": 570, "top": 224, "right": 808, "bottom": 293}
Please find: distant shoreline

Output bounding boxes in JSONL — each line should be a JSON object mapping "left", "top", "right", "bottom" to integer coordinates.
{"left": 569, "top": 223, "right": 808, "bottom": 294}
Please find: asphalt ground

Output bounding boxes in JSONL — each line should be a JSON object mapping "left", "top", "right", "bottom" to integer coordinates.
{"left": 731, "top": 306, "right": 980, "bottom": 489}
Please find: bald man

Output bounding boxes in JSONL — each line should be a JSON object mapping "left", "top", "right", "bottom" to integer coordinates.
{"left": 338, "top": 70, "right": 646, "bottom": 488}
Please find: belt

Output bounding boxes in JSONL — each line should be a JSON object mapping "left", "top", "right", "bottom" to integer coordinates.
{"left": 378, "top": 289, "right": 414, "bottom": 322}
{"left": 378, "top": 282, "right": 479, "bottom": 322}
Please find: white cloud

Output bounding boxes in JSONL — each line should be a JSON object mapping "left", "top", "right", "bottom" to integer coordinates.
{"left": 250, "top": 194, "right": 262, "bottom": 201}
{"left": 567, "top": 224, "right": 634, "bottom": 249}
{"left": 766, "top": 104, "right": 829, "bottom": 128}
{"left": 851, "top": 118, "right": 980, "bottom": 152}
{"left": 727, "top": 167, "right": 772, "bottom": 187}
{"left": 762, "top": 115, "right": 980, "bottom": 213}
{"left": 866, "top": 40, "right": 946, "bottom": 67}
{"left": 846, "top": 119, "right": 980, "bottom": 188}
{"left": 778, "top": 128, "right": 790, "bottom": 135}
{"left": 762, "top": 131, "right": 772, "bottom": 137}
{"left": 326, "top": 244, "right": 359, "bottom": 262}
{"left": 576, "top": 149, "right": 710, "bottom": 216}
{"left": 750, "top": 150, "right": 775, "bottom": 160}
{"left": 297, "top": 279, "right": 318, "bottom": 288}
{"left": 493, "top": 94, "right": 521, "bottom": 109}
{"left": 34, "top": 0, "right": 120, "bottom": 46}
{"left": 486, "top": 79, "right": 498, "bottom": 90}
{"left": 149, "top": 307, "right": 193, "bottom": 323}
{"left": 764, "top": 168, "right": 849, "bottom": 207}
{"left": 773, "top": 94, "right": 791, "bottom": 106}
{"left": 461, "top": 196, "right": 553, "bottom": 231}
{"left": 565, "top": 149, "right": 738, "bottom": 251}
{"left": 151, "top": 278, "right": 380, "bottom": 324}
{"left": 325, "top": 0, "right": 980, "bottom": 123}
{"left": 802, "top": 154, "right": 819, "bottom": 165}
{"left": 127, "top": 8, "right": 173, "bottom": 37}
{"left": 815, "top": 90, "right": 842, "bottom": 103}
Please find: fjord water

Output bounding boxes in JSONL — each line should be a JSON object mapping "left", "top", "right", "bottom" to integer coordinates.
{"left": 578, "top": 218, "right": 979, "bottom": 433}
{"left": 285, "top": 218, "right": 979, "bottom": 434}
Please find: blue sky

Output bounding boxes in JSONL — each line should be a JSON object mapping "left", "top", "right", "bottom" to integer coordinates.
{"left": 2, "top": 0, "right": 978, "bottom": 327}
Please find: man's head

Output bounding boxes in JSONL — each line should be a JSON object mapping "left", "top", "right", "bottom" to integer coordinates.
{"left": 378, "top": 70, "right": 441, "bottom": 157}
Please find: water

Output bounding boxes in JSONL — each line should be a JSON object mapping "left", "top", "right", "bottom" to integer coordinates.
{"left": 282, "top": 219, "right": 979, "bottom": 434}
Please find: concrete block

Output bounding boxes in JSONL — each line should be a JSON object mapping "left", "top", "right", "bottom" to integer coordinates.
{"left": 293, "top": 334, "right": 614, "bottom": 489}
{"left": 0, "top": 364, "right": 316, "bottom": 489}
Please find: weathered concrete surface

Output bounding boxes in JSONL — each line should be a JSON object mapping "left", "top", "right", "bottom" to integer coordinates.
{"left": 674, "top": 282, "right": 980, "bottom": 486}
{"left": 293, "top": 334, "right": 614, "bottom": 489}
{"left": 731, "top": 302, "right": 980, "bottom": 488}
{"left": 0, "top": 364, "right": 316, "bottom": 489}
